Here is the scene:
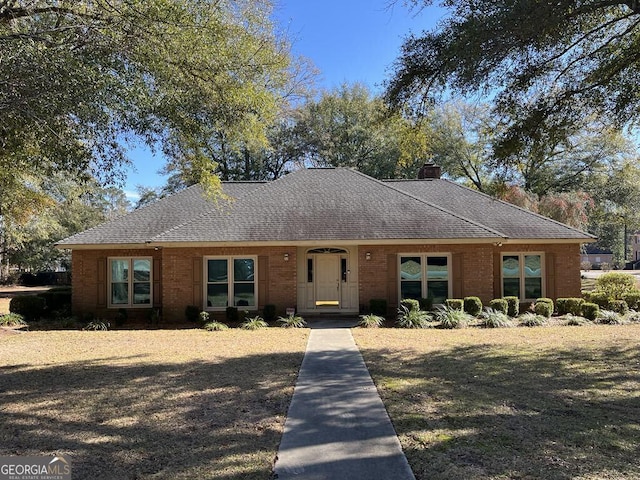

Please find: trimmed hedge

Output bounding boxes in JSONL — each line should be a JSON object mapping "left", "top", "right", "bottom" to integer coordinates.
{"left": 400, "top": 299, "right": 420, "bottom": 312}
{"left": 369, "top": 299, "right": 388, "bottom": 316}
{"left": 608, "top": 299, "right": 629, "bottom": 315}
{"left": 581, "top": 302, "right": 600, "bottom": 321}
{"left": 489, "top": 298, "right": 508, "bottom": 314}
{"left": 445, "top": 298, "right": 464, "bottom": 311}
{"left": 9, "top": 295, "right": 46, "bottom": 321}
{"left": 463, "top": 296, "right": 483, "bottom": 316}
{"left": 584, "top": 291, "right": 610, "bottom": 308}
{"left": 622, "top": 292, "right": 640, "bottom": 310}
{"left": 263, "top": 304, "right": 277, "bottom": 322}
{"left": 38, "top": 288, "right": 72, "bottom": 312}
{"left": 503, "top": 296, "right": 520, "bottom": 317}
{"left": 534, "top": 302, "right": 553, "bottom": 318}
{"left": 556, "top": 298, "right": 584, "bottom": 316}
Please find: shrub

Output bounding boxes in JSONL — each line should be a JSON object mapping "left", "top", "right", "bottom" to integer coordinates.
{"left": 263, "top": 304, "right": 277, "bottom": 322}
{"left": 581, "top": 302, "right": 600, "bottom": 321}
{"left": 226, "top": 306, "right": 239, "bottom": 323}
{"left": 9, "top": 295, "right": 46, "bottom": 321}
{"left": 84, "top": 320, "right": 110, "bottom": 331}
{"left": 536, "top": 297, "right": 554, "bottom": 311}
{"left": 185, "top": 305, "right": 200, "bottom": 323}
{"left": 622, "top": 291, "right": 640, "bottom": 310}
{"left": 556, "top": 298, "right": 584, "bottom": 316}
{"left": 419, "top": 297, "right": 433, "bottom": 311}
{"left": 596, "top": 309, "right": 624, "bottom": 325}
{"left": 435, "top": 305, "right": 472, "bottom": 329}
{"left": 488, "top": 298, "right": 508, "bottom": 314}
{"left": 444, "top": 298, "right": 464, "bottom": 311}
{"left": 203, "top": 321, "right": 229, "bottom": 331}
{"left": 396, "top": 305, "right": 431, "bottom": 329}
{"left": 463, "top": 297, "right": 483, "bottom": 316}
{"left": 114, "top": 308, "right": 128, "bottom": 327}
{"left": 585, "top": 291, "right": 611, "bottom": 308}
{"left": 38, "top": 288, "right": 72, "bottom": 312}
{"left": 607, "top": 299, "right": 629, "bottom": 315}
{"left": 481, "top": 308, "right": 513, "bottom": 328}
{"left": 503, "top": 296, "right": 520, "bottom": 317}
{"left": 626, "top": 311, "right": 640, "bottom": 323}
{"left": 240, "top": 316, "right": 268, "bottom": 330}
{"left": 277, "top": 314, "right": 307, "bottom": 328}
{"left": 595, "top": 272, "right": 638, "bottom": 299}
{"left": 369, "top": 299, "right": 388, "bottom": 316}
{"left": 199, "top": 311, "right": 210, "bottom": 323}
{"left": 534, "top": 301, "right": 553, "bottom": 318}
{"left": 0, "top": 313, "right": 27, "bottom": 327}
{"left": 400, "top": 299, "right": 420, "bottom": 312}
{"left": 358, "top": 314, "right": 385, "bottom": 328}
{"left": 519, "top": 312, "right": 546, "bottom": 327}
{"left": 565, "top": 314, "right": 590, "bottom": 326}
{"left": 580, "top": 260, "right": 592, "bottom": 271}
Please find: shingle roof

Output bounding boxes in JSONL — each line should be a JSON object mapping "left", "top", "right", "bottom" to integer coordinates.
{"left": 57, "top": 168, "right": 593, "bottom": 247}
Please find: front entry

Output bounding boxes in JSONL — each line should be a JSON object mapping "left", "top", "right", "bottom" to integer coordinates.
{"left": 315, "top": 254, "right": 341, "bottom": 307}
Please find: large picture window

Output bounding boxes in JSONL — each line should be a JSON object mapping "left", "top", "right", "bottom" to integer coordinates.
{"left": 205, "top": 257, "right": 256, "bottom": 309}
{"left": 109, "top": 258, "right": 152, "bottom": 307}
{"left": 399, "top": 255, "right": 450, "bottom": 303}
{"left": 502, "top": 253, "right": 543, "bottom": 300}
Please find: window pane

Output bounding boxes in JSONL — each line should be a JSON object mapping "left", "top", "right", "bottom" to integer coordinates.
{"left": 400, "top": 257, "right": 421, "bottom": 280}
{"left": 208, "top": 259, "right": 228, "bottom": 282}
{"left": 234, "top": 283, "right": 255, "bottom": 307}
{"left": 207, "top": 284, "right": 228, "bottom": 307}
{"left": 427, "top": 256, "right": 448, "bottom": 280}
{"left": 401, "top": 281, "right": 422, "bottom": 300}
{"left": 427, "top": 280, "right": 448, "bottom": 304}
{"left": 525, "top": 278, "right": 542, "bottom": 299}
{"left": 503, "top": 278, "right": 520, "bottom": 297}
{"left": 133, "top": 259, "right": 151, "bottom": 282}
{"left": 503, "top": 256, "right": 520, "bottom": 277}
{"left": 133, "top": 282, "right": 151, "bottom": 304}
{"left": 111, "top": 259, "right": 129, "bottom": 282}
{"left": 307, "top": 258, "right": 313, "bottom": 283}
{"left": 111, "top": 283, "right": 128, "bottom": 305}
{"left": 234, "top": 258, "right": 254, "bottom": 282}
{"left": 524, "top": 255, "right": 541, "bottom": 277}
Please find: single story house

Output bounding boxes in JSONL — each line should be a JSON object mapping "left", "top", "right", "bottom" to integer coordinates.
{"left": 56, "top": 165, "right": 594, "bottom": 321}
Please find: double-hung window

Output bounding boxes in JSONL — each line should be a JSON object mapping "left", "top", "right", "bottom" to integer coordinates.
{"left": 502, "top": 253, "right": 543, "bottom": 300}
{"left": 109, "top": 258, "right": 152, "bottom": 307}
{"left": 399, "top": 255, "right": 450, "bottom": 303}
{"left": 205, "top": 257, "right": 256, "bottom": 309}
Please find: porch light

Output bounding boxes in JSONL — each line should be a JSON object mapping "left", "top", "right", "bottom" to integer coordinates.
{"left": 365, "top": 252, "right": 371, "bottom": 260}
{"left": 284, "top": 253, "right": 289, "bottom": 262}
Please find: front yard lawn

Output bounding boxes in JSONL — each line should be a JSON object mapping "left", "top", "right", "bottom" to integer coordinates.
{"left": 0, "top": 329, "right": 308, "bottom": 479}
{"left": 354, "top": 325, "right": 640, "bottom": 480}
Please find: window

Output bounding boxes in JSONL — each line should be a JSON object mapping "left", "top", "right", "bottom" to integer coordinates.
{"left": 502, "top": 253, "right": 543, "bottom": 300}
{"left": 205, "top": 257, "right": 256, "bottom": 309}
{"left": 109, "top": 258, "right": 152, "bottom": 307}
{"left": 399, "top": 255, "right": 450, "bottom": 303}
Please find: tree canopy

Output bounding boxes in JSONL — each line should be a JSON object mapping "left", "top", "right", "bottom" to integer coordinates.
{"left": 387, "top": 1, "right": 640, "bottom": 159}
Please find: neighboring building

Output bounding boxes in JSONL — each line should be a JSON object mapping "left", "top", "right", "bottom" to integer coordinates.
{"left": 56, "top": 166, "right": 594, "bottom": 321}
{"left": 631, "top": 232, "right": 640, "bottom": 269}
{"left": 580, "top": 245, "right": 614, "bottom": 270}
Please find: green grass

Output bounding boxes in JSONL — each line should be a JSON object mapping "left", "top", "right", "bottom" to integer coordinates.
{"left": 0, "top": 330, "right": 308, "bottom": 479}
{"left": 354, "top": 325, "right": 640, "bottom": 480}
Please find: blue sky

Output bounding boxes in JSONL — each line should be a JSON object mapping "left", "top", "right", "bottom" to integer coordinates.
{"left": 122, "top": 0, "right": 446, "bottom": 199}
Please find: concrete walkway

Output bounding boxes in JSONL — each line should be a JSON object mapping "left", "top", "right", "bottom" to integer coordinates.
{"left": 274, "top": 328, "right": 416, "bottom": 480}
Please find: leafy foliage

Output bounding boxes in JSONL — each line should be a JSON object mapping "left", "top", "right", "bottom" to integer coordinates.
{"left": 358, "top": 314, "right": 385, "bottom": 328}
{"left": 240, "top": 316, "right": 269, "bottom": 330}
{"left": 0, "top": 313, "right": 27, "bottom": 327}
{"left": 369, "top": 299, "right": 388, "bottom": 316}
{"left": 396, "top": 305, "right": 432, "bottom": 329}
{"left": 463, "top": 296, "right": 483, "bottom": 317}
{"left": 596, "top": 310, "right": 624, "bottom": 325}
{"left": 9, "top": 295, "right": 46, "bottom": 321}
{"left": 480, "top": 308, "right": 513, "bottom": 328}
{"left": 488, "top": 298, "right": 508, "bottom": 314}
{"left": 518, "top": 312, "right": 546, "bottom": 327}
{"left": 435, "top": 305, "right": 472, "bottom": 329}
{"left": 277, "top": 314, "right": 306, "bottom": 328}
{"left": 556, "top": 298, "right": 584, "bottom": 316}
{"left": 595, "top": 272, "right": 639, "bottom": 299}
{"left": 503, "top": 296, "right": 520, "bottom": 317}
{"left": 444, "top": 298, "right": 463, "bottom": 311}
{"left": 203, "top": 321, "right": 230, "bottom": 331}
{"left": 83, "top": 320, "right": 110, "bottom": 331}
{"left": 581, "top": 302, "right": 601, "bottom": 321}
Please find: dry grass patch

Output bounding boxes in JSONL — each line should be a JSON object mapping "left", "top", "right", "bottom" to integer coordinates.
{"left": 354, "top": 325, "right": 640, "bottom": 480}
{"left": 0, "top": 329, "right": 308, "bottom": 479}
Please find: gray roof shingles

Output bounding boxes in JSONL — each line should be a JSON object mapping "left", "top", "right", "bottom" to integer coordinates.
{"left": 57, "top": 168, "right": 592, "bottom": 247}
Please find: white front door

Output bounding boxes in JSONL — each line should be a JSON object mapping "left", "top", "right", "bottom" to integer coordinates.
{"left": 315, "top": 254, "right": 341, "bottom": 307}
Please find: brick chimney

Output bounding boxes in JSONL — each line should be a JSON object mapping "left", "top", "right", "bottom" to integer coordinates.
{"left": 418, "top": 162, "right": 441, "bottom": 179}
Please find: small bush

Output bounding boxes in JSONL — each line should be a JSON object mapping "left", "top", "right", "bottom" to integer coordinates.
{"left": 607, "top": 299, "right": 629, "bottom": 315}
{"left": 240, "top": 316, "right": 268, "bottom": 330}
{"left": 277, "top": 314, "right": 306, "bottom": 328}
{"left": 518, "top": 312, "right": 546, "bottom": 327}
{"left": 595, "top": 272, "right": 638, "bottom": 299}
{"left": 9, "top": 295, "right": 46, "bottom": 321}
{"left": 463, "top": 297, "right": 483, "bottom": 316}
{"left": 263, "top": 304, "right": 277, "bottom": 322}
{"left": 419, "top": 297, "right": 433, "bottom": 311}
{"left": 38, "top": 289, "right": 72, "bottom": 311}
{"left": 533, "top": 302, "right": 553, "bottom": 318}
{"left": 114, "top": 308, "right": 128, "bottom": 327}
{"left": 436, "top": 306, "right": 472, "bottom": 329}
{"left": 358, "top": 314, "right": 385, "bottom": 328}
{"left": 581, "top": 302, "right": 600, "bottom": 321}
{"left": 481, "top": 308, "right": 513, "bottom": 328}
{"left": 556, "top": 298, "right": 584, "bottom": 316}
{"left": 565, "top": 314, "right": 590, "bottom": 326}
{"left": 203, "top": 321, "right": 229, "bottom": 331}
{"left": 185, "top": 305, "right": 200, "bottom": 323}
{"left": 596, "top": 309, "right": 624, "bottom": 325}
{"left": 444, "top": 298, "right": 464, "bottom": 311}
{"left": 400, "top": 299, "right": 420, "bottom": 312}
{"left": 488, "top": 298, "right": 508, "bottom": 314}
{"left": 622, "top": 291, "right": 640, "bottom": 310}
{"left": 369, "top": 299, "right": 388, "bottom": 316}
{"left": 199, "top": 311, "right": 210, "bottom": 323}
{"left": 580, "top": 261, "right": 592, "bottom": 271}
{"left": 84, "top": 320, "right": 110, "bottom": 331}
{"left": 396, "top": 305, "right": 431, "bottom": 329}
{"left": 536, "top": 297, "right": 554, "bottom": 311}
{"left": 226, "top": 306, "right": 239, "bottom": 323}
{"left": 0, "top": 313, "right": 27, "bottom": 327}
{"left": 625, "top": 311, "right": 640, "bottom": 323}
{"left": 503, "top": 296, "right": 520, "bottom": 317}
{"left": 584, "top": 291, "right": 610, "bottom": 308}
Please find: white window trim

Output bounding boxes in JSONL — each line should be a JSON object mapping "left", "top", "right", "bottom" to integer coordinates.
{"left": 203, "top": 256, "right": 258, "bottom": 311}
{"left": 398, "top": 253, "right": 452, "bottom": 302}
{"left": 107, "top": 257, "right": 153, "bottom": 308}
{"left": 501, "top": 252, "right": 545, "bottom": 301}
